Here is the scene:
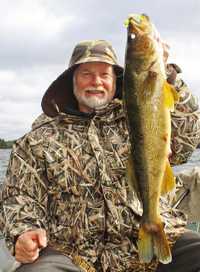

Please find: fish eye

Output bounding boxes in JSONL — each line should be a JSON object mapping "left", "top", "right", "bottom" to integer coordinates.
{"left": 128, "top": 33, "right": 135, "bottom": 42}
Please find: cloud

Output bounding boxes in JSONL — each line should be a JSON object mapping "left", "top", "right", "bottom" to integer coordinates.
{"left": 0, "top": 1, "right": 76, "bottom": 70}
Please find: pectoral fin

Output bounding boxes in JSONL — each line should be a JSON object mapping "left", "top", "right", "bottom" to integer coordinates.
{"left": 161, "top": 160, "right": 175, "bottom": 196}
{"left": 141, "top": 71, "right": 158, "bottom": 100}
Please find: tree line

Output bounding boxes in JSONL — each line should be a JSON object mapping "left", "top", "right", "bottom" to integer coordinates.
{"left": 0, "top": 138, "right": 15, "bottom": 149}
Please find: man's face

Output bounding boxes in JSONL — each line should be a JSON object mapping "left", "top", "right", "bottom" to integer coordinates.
{"left": 73, "top": 62, "right": 116, "bottom": 114}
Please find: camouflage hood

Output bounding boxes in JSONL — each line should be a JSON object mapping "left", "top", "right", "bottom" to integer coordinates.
{"left": 42, "top": 40, "right": 124, "bottom": 118}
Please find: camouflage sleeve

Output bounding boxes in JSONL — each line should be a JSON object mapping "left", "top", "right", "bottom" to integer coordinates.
{"left": 166, "top": 64, "right": 200, "bottom": 167}
{"left": 0, "top": 135, "right": 49, "bottom": 255}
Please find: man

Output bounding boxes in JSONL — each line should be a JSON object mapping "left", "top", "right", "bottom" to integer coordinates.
{"left": 0, "top": 37, "right": 200, "bottom": 271}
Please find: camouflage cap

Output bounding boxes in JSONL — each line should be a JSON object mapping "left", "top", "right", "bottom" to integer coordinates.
{"left": 69, "top": 40, "right": 119, "bottom": 68}
{"left": 42, "top": 40, "right": 124, "bottom": 118}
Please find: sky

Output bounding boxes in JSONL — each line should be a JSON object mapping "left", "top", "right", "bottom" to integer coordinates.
{"left": 0, "top": 0, "right": 200, "bottom": 141}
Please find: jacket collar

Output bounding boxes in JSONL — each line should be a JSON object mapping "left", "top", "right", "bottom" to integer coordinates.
{"left": 32, "top": 99, "right": 124, "bottom": 131}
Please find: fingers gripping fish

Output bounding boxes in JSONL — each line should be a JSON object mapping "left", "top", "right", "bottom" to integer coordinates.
{"left": 123, "top": 14, "right": 179, "bottom": 264}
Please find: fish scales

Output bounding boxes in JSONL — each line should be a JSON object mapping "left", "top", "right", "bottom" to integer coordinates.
{"left": 123, "top": 14, "right": 179, "bottom": 265}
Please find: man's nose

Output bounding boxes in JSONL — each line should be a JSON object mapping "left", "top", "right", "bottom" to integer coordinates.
{"left": 91, "top": 75, "right": 102, "bottom": 86}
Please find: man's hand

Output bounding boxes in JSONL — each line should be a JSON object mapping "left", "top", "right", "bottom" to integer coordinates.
{"left": 15, "top": 229, "right": 47, "bottom": 263}
{"left": 151, "top": 22, "right": 170, "bottom": 64}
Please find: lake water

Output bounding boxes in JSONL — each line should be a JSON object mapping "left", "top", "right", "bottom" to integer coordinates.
{"left": 0, "top": 149, "right": 12, "bottom": 184}
{"left": 0, "top": 148, "right": 200, "bottom": 184}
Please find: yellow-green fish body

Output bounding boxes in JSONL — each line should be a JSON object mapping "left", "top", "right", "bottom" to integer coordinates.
{"left": 123, "top": 14, "right": 179, "bottom": 264}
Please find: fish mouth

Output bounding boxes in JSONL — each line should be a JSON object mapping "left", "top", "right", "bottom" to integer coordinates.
{"left": 127, "top": 14, "right": 151, "bottom": 37}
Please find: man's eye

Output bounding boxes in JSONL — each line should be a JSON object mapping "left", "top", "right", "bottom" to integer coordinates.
{"left": 83, "top": 72, "right": 91, "bottom": 76}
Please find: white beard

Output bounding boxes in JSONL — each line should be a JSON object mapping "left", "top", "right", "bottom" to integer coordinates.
{"left": 73, "top": 85, "right": 115, "bottom": 109}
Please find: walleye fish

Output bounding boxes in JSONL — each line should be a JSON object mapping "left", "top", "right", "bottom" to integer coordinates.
{"left": 123, "top": 14, "right": 179, "bottom": 264}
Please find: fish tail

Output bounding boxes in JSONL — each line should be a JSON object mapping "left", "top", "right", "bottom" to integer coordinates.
{"left": 138, "top": 218, "right": 172, "bottom": 264}
{"left": 138, "top": 224, "right": 154, "bottom": 263}
{"left": 155, "top": 223, "right": 172, "bottom": 264}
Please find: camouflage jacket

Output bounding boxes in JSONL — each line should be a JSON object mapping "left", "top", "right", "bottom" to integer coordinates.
{"left": 0, "top": 69, "right": 200, "bottom": 272}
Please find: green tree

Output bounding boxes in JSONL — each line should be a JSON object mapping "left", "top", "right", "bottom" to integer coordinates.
{"left": 0, "top": 138, "right": 7, "bottom": 149}
{"left": 6, "top": 140, "right": 15, "bottom": 148}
